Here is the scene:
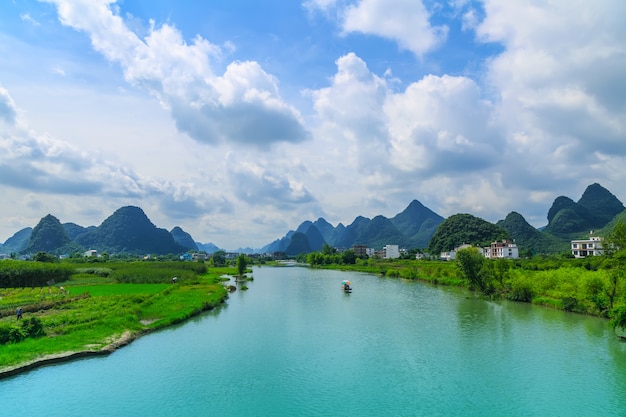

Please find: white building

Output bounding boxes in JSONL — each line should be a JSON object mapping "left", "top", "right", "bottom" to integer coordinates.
{"left": 83, "top": 249, "right": 98, "bottom": 257}
{"left": 383, "top": 244, "right": 400, "bottom": 259}
{"left": 440, "top": 244, "right": 476, "bottom": 261}
{"left": 483, "top": 240, "right": 519, "bottom": 259}
{"left": 571, "top": 235, "right": 603, "bottom": 258}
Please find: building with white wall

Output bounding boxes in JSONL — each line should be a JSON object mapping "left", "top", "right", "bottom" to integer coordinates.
{"left": 383, "top": 244, "right": 400, "bottom": 259}
{"left": 571, "top": 235, "right": 603, "bottom": 258}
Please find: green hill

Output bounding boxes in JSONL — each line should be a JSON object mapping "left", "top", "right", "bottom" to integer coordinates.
{"left": 75, "top": 206, "right": 185, "bottom": 255}
{"left": 497, "top": 212, "right": 568, "bottom": 255}
{"left": 24, "top": 214, "right": 83, "bottom": 255}
{"left": 544, "top": 183, "right": 624, "bottom": 237}
{"left": 428, "top": 213, "right": 510, "bottom": 255}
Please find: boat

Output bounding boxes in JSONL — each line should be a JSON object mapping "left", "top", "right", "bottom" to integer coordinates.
{"left": 342, "top": 280, "right": 352, "bottom": 293}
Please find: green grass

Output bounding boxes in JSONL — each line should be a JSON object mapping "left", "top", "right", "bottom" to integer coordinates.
{"left": 0, "top": 265, "right": 231, "bottom": 372}
{"left": 67, "top": 283, "right": 170, "bottom": 297}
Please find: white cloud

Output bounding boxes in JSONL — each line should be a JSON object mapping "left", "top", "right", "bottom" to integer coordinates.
{"left": 476, "top": 0, "right": 626, "bottom": 188}
{"left": 20, "top": 13, "right": 40, "bottom": 26}
{"left": 341, "top": 0, "right": 447, "bottom": 56}
{"left": 44, "top": 0, "right": 310, "bottom": 147}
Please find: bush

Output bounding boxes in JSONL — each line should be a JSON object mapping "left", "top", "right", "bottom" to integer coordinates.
{"left": 508, "top": 276, "right": 534, "bottom": 302}
{"left": 21, "top": 316, "right": 46, "bottom": 338}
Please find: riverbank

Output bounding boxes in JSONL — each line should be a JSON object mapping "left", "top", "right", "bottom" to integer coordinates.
{"left": 309, "top": 258, "right": 624, "bottom": 322}
{"left": 0, "top": 290, "right": 228, "bottom": 379}
{"left": 0, "top": 264, "right": 233, "bottom": 379}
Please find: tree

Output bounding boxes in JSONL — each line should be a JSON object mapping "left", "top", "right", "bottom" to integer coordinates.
{"left": 34, "top": 252, "right": 58, "bottom": 263}
{"left": 341, "top": 249, "right": 357, "bottom": 265}
{"left": 603, "top": 221, "right": 626, "bottom": 315}
{"left": 321, "top": 244, "right": 336, "bottom": 255}
{"left": 236, "top": 254, "right": 248, "bottom": 277}
{"left": 212, "top": 250, "right": 226, "bottom": 267}
{"left": 456, "top": 247, "right": 491, "bottom": 294}
{"left": 605, "top": 220, "right": 626, "bottom": 255}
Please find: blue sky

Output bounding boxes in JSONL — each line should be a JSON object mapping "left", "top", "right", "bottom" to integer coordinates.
{"left": 1, "top": 0, "right": 625, "bottom": 250}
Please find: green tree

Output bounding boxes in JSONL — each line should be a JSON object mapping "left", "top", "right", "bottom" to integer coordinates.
{"left": 605, "top": 220, "right": 626, "bottom": 255}
{"left": 341, "top": 249, "right": 357, "bottom": 265}
{"left": 212, "top": 250, "right": 226, "bottom": 267}
{"left": 321, "top": 244, "right": 336, "bottom": 255}
{"left": 236, "top": 254, "right": 248, "bottom": 277}
{"left": 456, "top": 247, "right": 491, "bottom": 294}
{"left": 34, "top": 252, "right": 59, "bottom": 263}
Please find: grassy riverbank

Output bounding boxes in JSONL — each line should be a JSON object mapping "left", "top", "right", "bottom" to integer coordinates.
{"left": 310, "top": 256, "right": 626, "bottom": 320}
{"left": 0, "top": 261, "right": 231, "bottom": 375}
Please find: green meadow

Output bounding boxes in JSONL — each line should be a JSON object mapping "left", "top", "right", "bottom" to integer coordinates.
{"left": 0, "top": 261, "right": 231, "bottom": 373}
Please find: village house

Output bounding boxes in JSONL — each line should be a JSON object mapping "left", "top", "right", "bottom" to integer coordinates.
{"left": 440, "top": 244, "right": 476, "bottom": 261}
{"left": 483, "top": 240, "right": 519, "bottom": 259}
{"left": 383, "top": 244, "right": 400, "bottom": 259}
{"left": 571, "top": 234, "right": 604, "bottom": 258}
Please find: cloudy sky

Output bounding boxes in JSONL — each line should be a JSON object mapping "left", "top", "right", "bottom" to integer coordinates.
{"left": 1, "top": 0, "right": 625, "bottom": 250}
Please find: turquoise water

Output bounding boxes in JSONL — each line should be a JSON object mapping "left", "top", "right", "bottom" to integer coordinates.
{"left": 2, "top": 266, "right": 626, "bottom": 416}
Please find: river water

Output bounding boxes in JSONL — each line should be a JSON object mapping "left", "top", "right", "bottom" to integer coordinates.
{"left": 1, "top": 266, "right": 626, "bottom": 416}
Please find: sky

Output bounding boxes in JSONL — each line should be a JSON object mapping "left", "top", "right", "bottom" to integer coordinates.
{"left": 1, "top": 0, "right": 625, "bottom": 250}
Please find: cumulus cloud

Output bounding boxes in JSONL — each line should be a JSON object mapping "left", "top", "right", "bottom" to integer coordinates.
{"left": 307, "top": 0, "right": 447, "bottom": 56}
{"left": 479, "top": 0, "right": 626, "bottom": 153}
{"left": 228, "top": 161, "right": 316, "bottom": 208}
{"left": 310, "top": 53, "right": 498, "bottom": 178}
{"left": 44, "top": 0, "right": 309, "bottom": 146}
{"left": 0, "top": 86, "right": 231, "bottom": 221}
{"left": 0, "top": 87, "right": 18, "bottom": 125}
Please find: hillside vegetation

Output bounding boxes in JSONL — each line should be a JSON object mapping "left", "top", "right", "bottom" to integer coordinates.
{"left": 428, "top": 213, "right": 510, "bottom": 254}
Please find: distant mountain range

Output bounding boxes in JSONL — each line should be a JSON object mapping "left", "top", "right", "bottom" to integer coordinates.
{"left": 258, "top": 200, "right": 444, "bottom": 255}
{"left": 1, "top": 183, "right": 624, "bottom": 257}
{"left": 0, "top": 206, "right": 219, "bottom": 257}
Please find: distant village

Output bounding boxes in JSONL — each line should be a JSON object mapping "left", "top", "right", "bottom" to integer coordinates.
{"left": 0, "top": 233, "right": 604, "bottom": 263}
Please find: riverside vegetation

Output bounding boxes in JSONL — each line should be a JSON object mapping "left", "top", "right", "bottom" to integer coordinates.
{"left": 306, "top": 221, "right": 626, "bottom": 332}
{"left": 0, "top": 259, "right": 231, "bottom": 375}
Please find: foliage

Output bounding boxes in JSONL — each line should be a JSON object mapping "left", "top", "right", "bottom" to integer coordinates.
{"left": 0, "top": 264, "right": 229, "bottom": 369}
{"left": 455, "top": 247, "right": 491, "bottom": 294}
{"left": 0, "top": 260, "right": 74, "bottom": 287}
{"left": 0, "top": 317, "right": 45, "bottom": 345}
{"left": 604, "top": 220, "right": 626, "bottom": 254}
{"left": 544, "top": 184, "right": 624, "bottom": 237}
{"left": 236, "top": 254, "right": 248, "bottom": 277}
{"left": 107, "top": 261, "right": 207, "bottom": 283}
{"left": 497, "top": 212, "right": 569, "bottom": 255}
{"left": 74, "top": 206, "right": 185, "bottom": 255}
{"left": 212, "top": 250, "right": 226, "bottom": 267}
{"left": 33, "top": 252, "right": 60, "bottom": 263}
{"left": 23, "top": 214, "right": 78, "bottom": 255}
{"left": 428, "top": 213, "right": 510, "bottom": 255}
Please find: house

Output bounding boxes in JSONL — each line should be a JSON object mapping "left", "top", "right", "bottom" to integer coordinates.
{"left": 383, "top": 244, "right": 400, "bottom": 259}
{"left": 440, "top": 244, "right": 475, "bottom": 261}
{"left": 192, "top": 252, "right": 208, "bottom": 261}
{"left": 571, "top": 235, "right": 603, "bottom": 258}
{"left": 483, "top": 240, "right": 519, "bottom": 259}
{"left": 352, "top": 245, "right": 368, "bottom": 258}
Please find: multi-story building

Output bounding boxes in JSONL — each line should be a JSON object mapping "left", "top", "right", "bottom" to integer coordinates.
{"left": 571, "top": 235, "right": 603, "bottom": 258}
{"left": 383, "top": 244, "right": 400, "bottom": 259}
{"left": 352, "top": 244, "right": 368, "bottom": 258}
{"left": 483, "top": 240, "right": 519, "bottom": 259}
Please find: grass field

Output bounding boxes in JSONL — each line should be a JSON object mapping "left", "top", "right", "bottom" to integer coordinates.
{"left": 0, "top": 263, "right": 232, "bottom": 373}
{"left": 67, "top": 283, "right": 170, "bottom": 297}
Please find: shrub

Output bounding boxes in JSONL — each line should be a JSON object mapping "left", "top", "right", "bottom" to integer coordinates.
{"left": 21, "top": 316, "right": 46, "bottom": 338}
{"left": 508, "top": 276, "right": 534, "bottom": 302}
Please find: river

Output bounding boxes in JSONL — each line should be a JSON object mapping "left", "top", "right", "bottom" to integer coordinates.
{"left": 1, "top": 266, "right": 626, "bottom": 416}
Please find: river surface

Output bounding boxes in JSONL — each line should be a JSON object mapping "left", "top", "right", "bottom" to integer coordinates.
{"left": 1, "top": 266, "right": 626, "bottom": 416}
